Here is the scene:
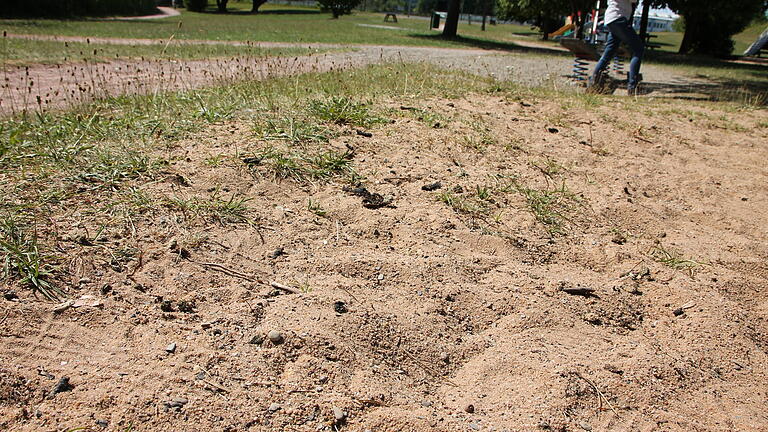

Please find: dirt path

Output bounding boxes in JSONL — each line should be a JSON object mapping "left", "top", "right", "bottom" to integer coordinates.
{"left": 105, "top": 6, "right": 181, "bottom": 20}
{"left": 1, "top": 34, "right": 712, "bottom": 115}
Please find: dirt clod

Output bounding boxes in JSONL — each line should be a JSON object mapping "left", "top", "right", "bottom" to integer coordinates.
{"left": 47, "top": 377, "right": 72, "bottom": 399}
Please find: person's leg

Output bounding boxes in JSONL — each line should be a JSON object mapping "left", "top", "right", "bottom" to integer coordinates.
{"left": 606, "top": 18, "right": 645, "bottom": 89}
{"left": 592, "top": 31, "right": 619, "bottom": 82}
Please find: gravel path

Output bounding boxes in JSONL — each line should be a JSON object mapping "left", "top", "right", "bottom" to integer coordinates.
{"left": 1, "top": 34, "right": 710, "bottom": 114}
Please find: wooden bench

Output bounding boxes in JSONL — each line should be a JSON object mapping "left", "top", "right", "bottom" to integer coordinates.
{"left": 643, "top": 33, "right": 661, "bottom": 50}
{"left": 384, "top": 13, "right": 397, "bottom": 23}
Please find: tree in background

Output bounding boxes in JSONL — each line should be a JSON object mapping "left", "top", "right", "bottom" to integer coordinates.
{"left": 652, "top": 0, "right": 767, "bottom": 56}
{"left": 2, "top": 0, "right": 157, "bottom": 17}
{"left": 216, "top": 0, "right": 229, "bottom": 12}
{"left": 186, "top": 0, "right": 208, "bottom": 12}
{"left": 417, "top": 0, "right": 447, "bottom": 14}
{"left": 495, "top": 0, "right": 594, "bottom": 40}
{"left": 318, "top": 0, "right": 363, "bottom": 17}
{"left": 252, "top": 0, "right": 268, "bottom": 12}
{"left": 442, "top": 0, "right": 461, "bottom": 36}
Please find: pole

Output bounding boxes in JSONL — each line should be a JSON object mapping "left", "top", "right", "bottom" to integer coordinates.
{"left": 639, "top": 1, "right": 651, "bottom": 41}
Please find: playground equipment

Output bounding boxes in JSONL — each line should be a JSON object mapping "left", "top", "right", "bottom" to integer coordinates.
{"left": 743, "top": 26, "right": 768, "bottom": 57}
{"left": 559, "top": 1, "right": 626, "bottom": 84}
{"left": 548, "top": 17, "right": 576, "bottom": 39}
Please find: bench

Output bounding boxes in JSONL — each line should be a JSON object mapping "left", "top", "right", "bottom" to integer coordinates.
{"left": 384, "top": 13, "right": 397, "bottom": 23}
{"left": 643, "top": 33, "right": 661, "bottom": 50}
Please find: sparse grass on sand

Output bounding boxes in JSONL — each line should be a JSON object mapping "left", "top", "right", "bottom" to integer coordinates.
{"left": 0, "top": 63, "right": 495, "bottom": 295}
{"left": 0, "top": 37, "right": 322, "bottom": 66}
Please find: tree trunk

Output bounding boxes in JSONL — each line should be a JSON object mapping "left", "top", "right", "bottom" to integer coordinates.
{"left": 678, "top": 18, "right": 694, "bottom": 54}
{"left": 216, "top": 0, "right": 228, "bottom": 12}
{"left": 251, "top": 0, "right": 267, "bottom": 13}
{"left": 332, "top": 9, "right": 340, "bottom": 18}
{"left": 442, "top": 0, "right": 461, "bottom": 37}
{"left": 481, "top": 14, "right": 486, "bottom": 31}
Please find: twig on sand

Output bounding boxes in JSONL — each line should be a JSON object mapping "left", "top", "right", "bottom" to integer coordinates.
{"left": 574, "top": 372, "right": 619, "bottom": 417}
{"left": 270, "top": 281, "right": 301, "bottom": 295}
{"left": 198, "top": 261, "right": 259, "bottom": 282}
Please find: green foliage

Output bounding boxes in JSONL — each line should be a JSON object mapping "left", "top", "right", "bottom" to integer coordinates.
{"left": 672, "top": 16, "right": 686, "bottom": 33}
{"left": 0, "top": 216, "right": 61, "bottom": 301}
{"left": 309, "top": 97, "right": 383, "bottom": 127}
{"left": 654, "top": 0, "right": 767, "bottom": 56}
{"left": 187, "top": 0, "right": 209, "bottom": 12}
{"left": 495, "top": 0, "right": 594, "bottom": 37}
{"left": 317, "top": 0, "right": 362, "bottom": 18}
{"left": 2, "top": 0, "right": 158, "bottom": 18}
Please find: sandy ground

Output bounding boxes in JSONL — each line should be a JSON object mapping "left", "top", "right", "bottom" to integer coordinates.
{"left": 1, "top": 83, "right": 767, "bottom": 432}
{"left": 1, "top": 34, "right": 716, "bottom": 115}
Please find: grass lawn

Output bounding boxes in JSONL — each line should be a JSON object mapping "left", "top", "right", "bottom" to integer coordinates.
{"left": 0, "top": 2, "right": 538, "bottom": 49}
{"left": 646, "top": 19, "right": 768, "bottom": 55}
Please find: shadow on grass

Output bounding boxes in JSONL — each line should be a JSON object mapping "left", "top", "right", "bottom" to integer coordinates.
{"left": 410, "top": 33, "right": 571, "bottom": 56}
{"left": 600, "top": 71, "right": 767, "bottom": 106}
{"left": 646, "top": 50, "right": 768, "bottom": 81}
{"left": 200, "top": 9, "right": 323, "bottom": 15}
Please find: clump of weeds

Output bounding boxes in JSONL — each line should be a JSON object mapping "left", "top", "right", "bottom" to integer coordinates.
{"left": 0, "top": 215, "right": 62, "bottom": 301}
{"left": 246, "top": 146, "right": 355, "bottom": 183}
{"left": 516, "top": 182, "right": 583, "bottom": 235}
{"left": 309, "top": 97, "right": 384, "bottom": 127}
{"left": 650, "top": 244, "right": 706, "bottom": 276}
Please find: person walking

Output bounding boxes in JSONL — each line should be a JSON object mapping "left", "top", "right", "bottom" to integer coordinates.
{"left": 588, "top": 0, "right": 644, "bottom": 95}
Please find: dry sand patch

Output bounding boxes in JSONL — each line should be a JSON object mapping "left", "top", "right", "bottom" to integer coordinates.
{"left": 1, "top": 90, "right": 768, "bottom": 432}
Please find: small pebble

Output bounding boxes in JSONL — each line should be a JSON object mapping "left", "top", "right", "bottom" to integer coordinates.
{"left": 268, "top": 403, "right": 281, "bottom": 412}
{"left": 95, "top": 419, "right": 108, "bottom": 427}
{"left": 469, "top": 423, "right": 481, "bottom": 430}
{"left": 464, "top": 404, "right": 475, "bottom": 413}
{"left": 579, "top": 422, "right": 593, "bottom": 431}
{"left": 165, "top": 343, "right": 177, "bottom": 353}
{"left": 333, "top": 406, "right": 347, "bottom": 422}
{"left": 267, "top": 330, "right": 284, "bottom": 344}
{"left": 439, "top": 352, "right": 450, "bottom": 363}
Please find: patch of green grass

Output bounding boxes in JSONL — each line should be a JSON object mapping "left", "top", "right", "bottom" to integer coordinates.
{"left": 650, "top": 244, "right": 705, "bottom": 276}
{"left": 164, "top": 192, "right": 253, "bottom": 225}
{"left": 0, "top": 2, "right": 550, "bottom": 50}
{"left": 249, "top": 146, "right": 354, "bottom": 183}
{"left": 307, "top": 199, "right": 328, "bottom": 217}
{"left": 0, "top": 215, "right": 61, "bottom": 300}
{"left": 531, "top": 157, "right": 567, "bottom": 178}
{"left": 308, "top": 97, "right": 384, "bottom": 127}
{"left": 255, "top": 116, "right": 334, "bottom": 145}
{"left": 516, "top": 182, "right": 582, "bottom": 235}
{"left": 437, "top": 190, "right": 487, "bottom": 216}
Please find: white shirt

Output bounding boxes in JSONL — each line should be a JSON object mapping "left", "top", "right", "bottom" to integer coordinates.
{"left": 604, "top": 0, "right": 637, "bottom": 24}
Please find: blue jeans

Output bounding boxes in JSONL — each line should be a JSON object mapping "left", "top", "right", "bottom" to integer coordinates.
{"left": 593, "top": 17, "right": 644, "bottom": 88}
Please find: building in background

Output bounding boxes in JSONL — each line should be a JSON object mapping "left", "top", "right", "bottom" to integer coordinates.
{"left": 632, "top": 6, "right": 679, "bottom": 32}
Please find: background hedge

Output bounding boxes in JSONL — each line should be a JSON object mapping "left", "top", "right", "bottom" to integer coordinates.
{"left": 2, "top": 0, "right": 159, "bottom": 18}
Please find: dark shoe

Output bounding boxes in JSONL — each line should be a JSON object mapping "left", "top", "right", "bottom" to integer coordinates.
{"left": 586, "top": 71, "right": 607, "bottom": 93}
{"left": 586, "top": 72, "right": 616, "bottom": 95}
{"left": 627, "top": 85, "right": 649, "bottom": 96}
